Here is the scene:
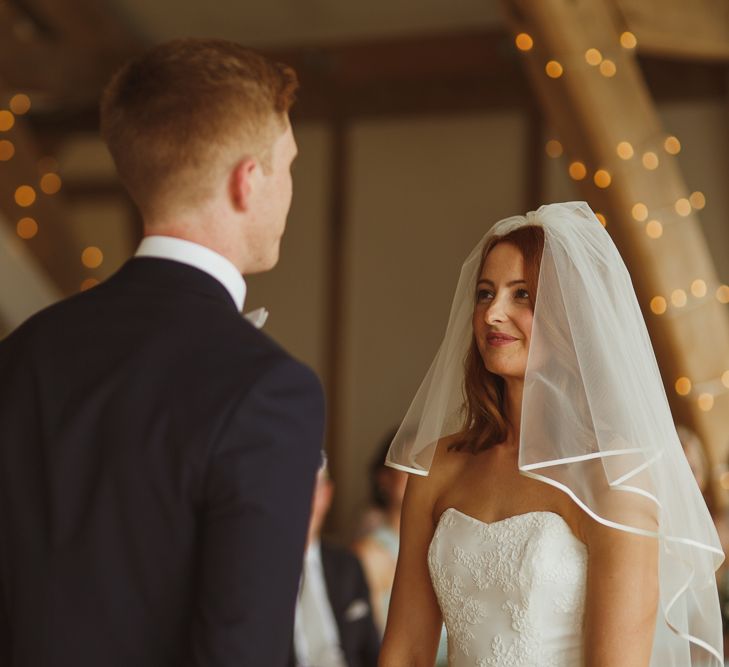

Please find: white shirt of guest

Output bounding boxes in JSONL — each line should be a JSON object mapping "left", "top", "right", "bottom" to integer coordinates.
{"left": 135, "top": 236, "right": 246, "bottom": 312}
{"left": 294, "top": 540, "right": 347, "bottom": 667}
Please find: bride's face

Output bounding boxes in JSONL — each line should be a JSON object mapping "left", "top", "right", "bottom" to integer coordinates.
{"left": 472, "top": 242, "right": 533, "bottom": 380}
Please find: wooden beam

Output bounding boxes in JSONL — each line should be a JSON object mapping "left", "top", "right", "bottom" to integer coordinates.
{"left": 502, "top": 0, "right": 729, "bottom": 507}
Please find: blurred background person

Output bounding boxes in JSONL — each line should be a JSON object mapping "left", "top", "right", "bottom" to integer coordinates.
{"left": 352, "top": 431, "right": 447, "bottom": 665}
{"left": 292, "top": 456, "right": 380, "bottom": 667}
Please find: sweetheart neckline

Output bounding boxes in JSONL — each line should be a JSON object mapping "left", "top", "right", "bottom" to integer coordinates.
{"left": 440, "top": 506, "right": 565, "bottom": 529}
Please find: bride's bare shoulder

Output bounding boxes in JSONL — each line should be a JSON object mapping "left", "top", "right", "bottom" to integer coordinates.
{"left": 412, "top": 433, "right": 470, "bottom": 492}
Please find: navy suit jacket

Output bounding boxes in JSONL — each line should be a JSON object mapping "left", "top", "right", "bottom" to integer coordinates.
{"left": 0, "top": 257, "right": 325, "bottom": 666}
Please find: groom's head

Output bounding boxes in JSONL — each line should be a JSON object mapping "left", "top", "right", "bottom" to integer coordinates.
{"left": 100, "top": 38, "right": 299, "bottom": 273}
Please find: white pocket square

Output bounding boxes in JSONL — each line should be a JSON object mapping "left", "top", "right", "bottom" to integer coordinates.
{"left": 344, "top": 598, "right": 370, "bottom": 622}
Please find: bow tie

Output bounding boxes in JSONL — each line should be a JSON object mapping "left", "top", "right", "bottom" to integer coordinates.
{"left": 243, "top": 307, "right": 268, "bottom": 329}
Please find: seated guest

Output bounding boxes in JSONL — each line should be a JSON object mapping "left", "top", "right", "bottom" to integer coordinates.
{"left": 292, "top": 459, "right": 380, "bottom": 667}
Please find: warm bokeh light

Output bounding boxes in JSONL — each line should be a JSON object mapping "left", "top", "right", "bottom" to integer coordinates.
{"left": 645, "top": 220, "right": 663, "bottom": 239}
{"left": 616, "top": 141, "right": 634, "bottom": 159}
{"left": 568, "top": 161, "right": 587, "bottom": 180}
{"left": 674, "top": 198, "right": 691, "bottom": 216}
{"left": 691, "top": 279, "right": 707, "bottom": 298}
{"left": 80, "top": 278, "right": 100, "bottom": 291}
{"left": 664, "top": 136, "right": 681, "bottom": 155}
{"left": 14, "top": 185, "right": 36, "bottom": 207}
{"left": 698, "top": 393, "right": 714, "bottom": 412}
{"left": 16, "top": 217, "right": 38, "bottom": 240}
{"left": 585, "top": 48, "right": 602, "bottom": 66}
{"left": 717, "top": 285, "right": 729, "bottom": 304}
{"left": 722, "top": 370, "right": 729, "bottom": 389}
{"left": 545, "top": 139, "right": 563, "bottom": 158}
{"left": 689, "top": 191, "right": 706, "bottom": 210}
{"left": 81, "top": 246, "right": 104, "bottom": 269}
{"left": 599, "top": 59, "right": 617, "bottom": 77}
{"left": 515, "top": 33, "right": 534, "bottom": 51}
{"left": 593, "top": 169, "right": 611, "bottom": 188}
{"left": 642, "top": 151, "right": 659, "bottom": 170}
{"left": 0, "top": 110, "right": 15, "bottom": 132}
{"left": 9, "top": 94, "right": 31, "bottom": 115}
{"left": 40, "top": 172, "right": 62, "bottom": 195}
{"left": 675, "top": 377, "right": 692, "bottom": 396}
{"left": 631, "top": 202, "right": 648, "bottom": 221}
{"left": 620, "top": 31, "right": 638, "bottom": 49}
{"left": 650, "top": 296, "right": 667, "bottom": 315}
{"left": 595, "top": 212, "right": 607, "bottom": 227}
{"left": 545, "top": 60, "right": 563, "bottom": 78}
{"left": 0, "top": 139, "right": 14, "bottom": 161}
{"left": 671, "top": 289, "right": 687, "bottom": 307}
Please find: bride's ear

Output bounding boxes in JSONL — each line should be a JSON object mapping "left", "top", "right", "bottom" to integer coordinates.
{"left": 229, "top": 157, "right": 257, "bottom": 212}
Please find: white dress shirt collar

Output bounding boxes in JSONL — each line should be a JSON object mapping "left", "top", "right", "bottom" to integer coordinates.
{"left": 135, "top": 236, "right": 246, "bottom": 312}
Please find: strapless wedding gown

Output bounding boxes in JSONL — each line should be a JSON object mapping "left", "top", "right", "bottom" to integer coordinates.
{"left": 428, "top": 508, "right": 587, "bottom": 667}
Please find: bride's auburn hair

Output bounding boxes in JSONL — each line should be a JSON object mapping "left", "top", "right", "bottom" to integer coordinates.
{"left": 453, "top": 225, "right": 545, "bottom": 455}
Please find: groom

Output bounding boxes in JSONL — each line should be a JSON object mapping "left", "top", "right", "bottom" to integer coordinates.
{"left": 0, "top": 39, "right": 325, "bottom": 666}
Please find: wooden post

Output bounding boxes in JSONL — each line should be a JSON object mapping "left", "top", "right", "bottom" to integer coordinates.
{"left": 502, "top": 0, "right": 729, "bottom": 506}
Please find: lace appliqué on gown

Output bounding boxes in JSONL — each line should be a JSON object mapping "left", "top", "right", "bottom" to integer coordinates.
{"left": 428, "top": 509, "right": 587, "bottom": 667}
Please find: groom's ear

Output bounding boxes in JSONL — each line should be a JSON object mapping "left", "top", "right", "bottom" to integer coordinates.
{"left": 229, "top": 157, "right": 258, "bottom": 212}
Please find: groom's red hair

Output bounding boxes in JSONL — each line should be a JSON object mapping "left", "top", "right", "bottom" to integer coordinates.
{"left": 100, "top": 38, "right": 298, "bottom": 219}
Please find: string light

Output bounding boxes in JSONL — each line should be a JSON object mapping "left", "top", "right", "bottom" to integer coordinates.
{"left": 585, "top": 48, "right": 602, "bottom": 66}
{"left": 599, "top": 59, "right": 617, "bottom": 77}
{"left": 674, "top": 198, "right": 691, "bottom": 216}
{"left": 620, "top": 31, "right": 638, "bottom": 49}
{"left": 698, "top": 393, "right": 714, "bottom": 412}
{"left": 81, "top": 247, "right": 104, "bottom": 269}
{"left": 0, "top": 139, "right": 14, "bottom": 161}
{"left": 717, "top": 285, "right": 729, "bottom": 304}
{"left": 650, "top": 296, "right": 667, "bottom": 315}
{"left": 0, "top": 110, "right": 14, "bottom": 132}
{"left": 40, "top": 172, "right": 61, "bottom": 195}
{"left": 545, "top": 139, "right": 563, "bottom": 158}
{"left": 595, "top": 212, "right": 607, "bottom": 227}
{"left": 664, "top": 136, "right": 681, "bottom": 155}
{"left": 593, "top": 169, "right": 611, "bottom": 188}
{"left": 645, "top": 220, "right": 663, "bottom": 239}
{"left": 631, "top": 203, "right": 648, "bottom": 221}
{"left": 642, "top": 152, "right": 659, "bottom": 170}
{"left": 689, "top": 191, "right": 706, "bottom": 210}
{"left": 515, "top": 33, "right": 534, "bottom": 51}
{"left": 14, "top": 185, "right": 35, "bottom": 207}
{"left": 9, "top": 94, "right": 30, "bottom": 115}
{"left": 617, "top": 141, "right": 634, "bottom": 159}
{"left": 568, "top": 161, "right": 587, "bottom": 180}
{"left": 675, "top": 377, "right": 692, "bottom": 396}
{"left": 691, "top": 279, "right": 707, "bottom": 298}
{"left": 545, "top": 60, "right": 564, "bottom": 78}
{"left": 671, "top": 289, "right": 688, "bottom": 308}
{"left": 16, "top": 217, "right": 37, "bottom": 240}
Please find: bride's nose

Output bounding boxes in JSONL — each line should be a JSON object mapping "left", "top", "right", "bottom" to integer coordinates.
{"left": 485, "top": 299, "right": 507, "bottom": 325}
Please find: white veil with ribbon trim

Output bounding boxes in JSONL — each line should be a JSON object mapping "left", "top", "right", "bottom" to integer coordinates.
{"left": 386, "top": 201, "right": 724, "bottom": 665}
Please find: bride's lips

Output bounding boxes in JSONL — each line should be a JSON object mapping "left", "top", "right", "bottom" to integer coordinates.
{"left": 486, "top": 332, "right": 518, "bottom": 347}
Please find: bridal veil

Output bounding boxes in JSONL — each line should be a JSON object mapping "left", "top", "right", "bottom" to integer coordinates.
{"left": 386, "top": 201, "right": 724, "bottom": 665}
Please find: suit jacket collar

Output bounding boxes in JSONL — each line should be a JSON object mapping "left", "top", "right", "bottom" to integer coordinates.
{"left": 115, "top": 257, "right": 241, "bottom": 314}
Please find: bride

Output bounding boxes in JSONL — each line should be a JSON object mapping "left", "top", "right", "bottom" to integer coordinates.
{"left": 379, "top": 202, "right": 723, "bottom": 666}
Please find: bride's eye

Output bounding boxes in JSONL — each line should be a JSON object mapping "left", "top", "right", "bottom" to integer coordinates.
{"left": 515, "top": 288, "right": 530, "bottom": 300}
{"left": 476, "top": 289, "right": 494, "bottom": 302}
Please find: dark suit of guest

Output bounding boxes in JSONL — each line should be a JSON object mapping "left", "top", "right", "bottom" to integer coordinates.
{"left": 291, "top": 542, "right": 380, "bottom": 667}
{"left": 0, "top": 254, "right": 325, "bottom": 667}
